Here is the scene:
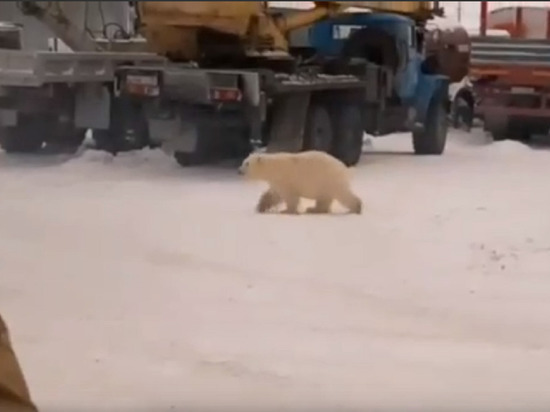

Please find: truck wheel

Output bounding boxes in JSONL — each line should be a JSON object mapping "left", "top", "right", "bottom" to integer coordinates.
{"left": 0, "top": 115, "right": 45, "bottom": 153}
{"left": 92, "top": 124, "right": 148, "bottom": 154}
{"left": 330, "top": 104, "right": 364, "bottom": 166}
{"left": 173, "top": 151, "right": 208, "bottom": 167}
{"left": 0, "top": 128, "right": 44, "bottom": 153}
{"left": 303, "top": 104, "right": 333, "bottom": 152}
{"left": 0, "top": 128, "right": 43, "bottom": 153}
{"left": 64, "top": 129, "right": 87, "bottom": 151}
{"left": 413, "top": 95, "right": 448, "bottom": 155}
{"left": 490, "top": 129, "right": 508, "bottom": 142}
{"left": 491, "top": 128, "right": 530, "bottom": 143}
{"left": 44, "top": 127, "right": 87, "bottom": 154}
{"left": 91, "top": 129, "right": 116, "bottom": 153}
{"left": 92, "top": 100, "right": 150, "bottom": 154}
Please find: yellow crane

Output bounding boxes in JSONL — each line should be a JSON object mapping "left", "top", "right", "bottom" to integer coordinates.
{"left": 136, "top": 1, "right": 434, "bottom": 60}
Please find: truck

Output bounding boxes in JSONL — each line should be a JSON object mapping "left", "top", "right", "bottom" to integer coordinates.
{"left": 471, "top": 5, "right": 550, "bottom": 142}
{"left": 0, "top": 1, "right": 451, "bottom": 167}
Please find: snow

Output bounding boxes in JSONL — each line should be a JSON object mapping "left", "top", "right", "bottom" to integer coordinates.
{"left": 2, "top": 129, "right": 550, "bottom": 411}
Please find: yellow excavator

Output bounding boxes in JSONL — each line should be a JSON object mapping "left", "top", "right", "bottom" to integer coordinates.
{"left": 3, "top": 1, "right": 456, "bottom": 166}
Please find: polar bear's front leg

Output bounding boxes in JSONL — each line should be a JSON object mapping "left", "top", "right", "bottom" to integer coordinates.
{"left": 280, "top": 192, "right": 300, "bottom": 215}
{"left": 256, "top": 189, "right": 282, "bottom": 213}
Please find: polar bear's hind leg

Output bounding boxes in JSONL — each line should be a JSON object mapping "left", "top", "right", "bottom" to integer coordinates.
{"left": 306, "top": 196, "right": 332, "bottom": 214}
{"left": 336, "top": 189, "right": 362, "bottom": 214}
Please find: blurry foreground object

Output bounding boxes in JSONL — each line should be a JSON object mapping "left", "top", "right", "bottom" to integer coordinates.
{"left": 0, "top": 314, "right": 38, "bottom": 412}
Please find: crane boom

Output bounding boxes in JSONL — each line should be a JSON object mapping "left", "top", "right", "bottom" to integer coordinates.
{"left": 16, "top": 1, "right": 103, "bottom": 52}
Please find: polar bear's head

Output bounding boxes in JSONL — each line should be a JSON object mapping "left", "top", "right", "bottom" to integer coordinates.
{"left": 238, "top": 152, "right": 265, "bottom": 180}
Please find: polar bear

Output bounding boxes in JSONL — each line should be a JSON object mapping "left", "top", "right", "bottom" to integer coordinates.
{"left": 239, "top": 150, "right": 362, "bottom": 215}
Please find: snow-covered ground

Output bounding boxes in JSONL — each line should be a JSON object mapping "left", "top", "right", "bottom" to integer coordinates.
{"left": 2, "top": 129, "right": 550, "bottom": 411}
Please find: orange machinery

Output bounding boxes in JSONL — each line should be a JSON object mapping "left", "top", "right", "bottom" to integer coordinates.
{"left": 471, "top": 3, "right": 550, "bottom": 141}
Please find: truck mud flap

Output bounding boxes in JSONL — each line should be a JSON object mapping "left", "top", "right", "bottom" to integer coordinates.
{"left": 266, "top": 92, "right": 310, "bottom": 153}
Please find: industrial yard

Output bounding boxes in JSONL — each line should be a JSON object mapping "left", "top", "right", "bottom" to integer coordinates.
{"left": 2, "top": 129, "right": 550, "bottom": 411}
{"left": 2, "top": 0, "right": 550, "bottom": 411}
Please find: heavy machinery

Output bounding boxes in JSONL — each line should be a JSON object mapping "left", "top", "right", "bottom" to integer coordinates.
{"left": 0, "top": 1, "right": 451, "bottom": 166}
{"left": 471, "top": 5, "right": 550, "bottom": 142}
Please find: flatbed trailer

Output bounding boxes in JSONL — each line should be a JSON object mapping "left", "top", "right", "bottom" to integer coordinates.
{"left": 0, "top": 47, "right": 165, "bottom": 153}
{"left": 0, "top": 49, "right": 165, "bottom": 86}
{"left": 0, "top": 44, "right": 377, "bottom": 163}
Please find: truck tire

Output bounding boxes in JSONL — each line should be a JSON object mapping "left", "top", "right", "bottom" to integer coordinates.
{"left": 0, "top": 128, "right": 43, "bottom": 153}
{"left": 91, "top": 129, "right": 117, "bottom": 154}
{"left": 0, "top": 115, "right": 45, "bottom": 154}
{"left": 491, "top": 131, "right": 531, "bottom": 142}
{"left": 92, "top": 123, "right": 149, "bottom": 154}
{"left": 303, "top": 104, "right": 333, "bottom": 152}
{"left": 44, "top": 127, "right": 87, "bottom": 154}
{"left": 92, "top": 100, "right": 150, "bottom": 154}
{"left": 330, "top": 104, "right": 364, "bottom": 166}
{"left": 413, "top": 95, "right": 448, "bottom": 155}
{"left": 63, "top": 129, "right": 87, "bottom": 152}
{"left": 173, "top": 150, "right": 208, "bottom": 167}
{"left": 491, "top": 124, "right": 531, "bottom": 142}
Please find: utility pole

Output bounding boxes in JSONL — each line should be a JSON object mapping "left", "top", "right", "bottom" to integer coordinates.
{"left": 457, "top": 1, "right": 462, "bottom": 23}
{"left": 480, "top": 1, "right": 488, "bottom": 36}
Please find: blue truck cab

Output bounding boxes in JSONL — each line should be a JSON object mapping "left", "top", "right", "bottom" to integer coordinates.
{"left": 309, "top": 13, "right": 421, "bottom": 103}
{"left": 289, "top": 11, "right": 450, "bottom": 154}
